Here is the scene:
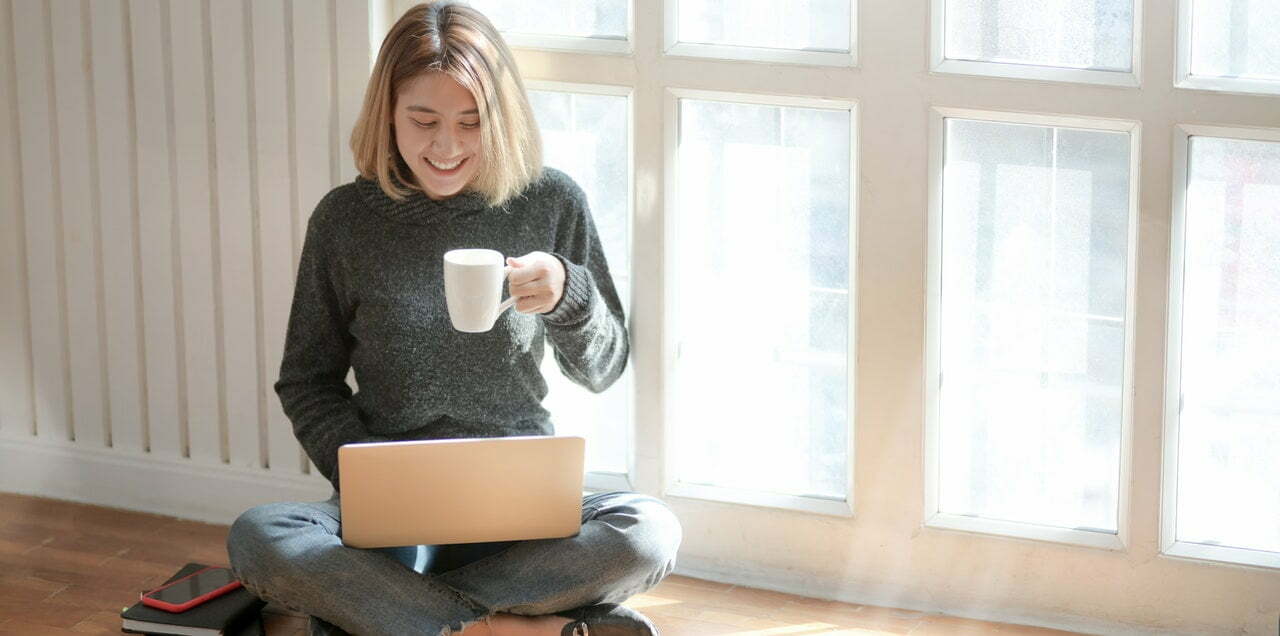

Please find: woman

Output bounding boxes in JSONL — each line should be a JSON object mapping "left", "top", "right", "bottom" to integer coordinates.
{"left": 225, "top": 3, "right": 682, "bottom": 635}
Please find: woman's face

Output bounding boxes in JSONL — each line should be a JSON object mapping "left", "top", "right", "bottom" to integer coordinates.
{"left": 393, "top": 71, "right": 483, "bottom": 200}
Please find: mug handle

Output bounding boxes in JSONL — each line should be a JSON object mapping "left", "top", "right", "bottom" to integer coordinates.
{"left": 497, "top": 265, "right": 517, "bottom": 314}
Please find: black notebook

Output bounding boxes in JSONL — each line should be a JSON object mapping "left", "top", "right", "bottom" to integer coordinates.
{"left": 120, "top": 562, "right": 265, "bottom": 636}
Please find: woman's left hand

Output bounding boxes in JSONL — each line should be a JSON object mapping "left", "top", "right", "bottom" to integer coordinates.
{"left": 506, "top": 252, "right": 566, "bottom": 314}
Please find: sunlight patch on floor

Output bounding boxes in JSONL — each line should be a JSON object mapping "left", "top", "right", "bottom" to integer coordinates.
{"left": 727, "top": 628, "right": 901, "bottom": 636}
{"left": 724, "top": 621, "right": 839, "bottom": 634}
{"left": 624, "top": 592, "right": 685, "bottom": 609}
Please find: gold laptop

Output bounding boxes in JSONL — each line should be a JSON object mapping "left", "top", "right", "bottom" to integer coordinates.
{"left": 337, "top": 435, "right": 586, "bottom": 548}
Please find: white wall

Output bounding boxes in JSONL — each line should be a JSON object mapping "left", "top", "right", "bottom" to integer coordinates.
{"left": 0, "top": 0, "right": 371, "bottom": 515}
{"left": 2, "top": 1, "right": 1278, "bottom": 635}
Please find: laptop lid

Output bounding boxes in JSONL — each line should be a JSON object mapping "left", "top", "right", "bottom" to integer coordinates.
{"left": 337, "top": 435, "right": 585, "bottom": 548}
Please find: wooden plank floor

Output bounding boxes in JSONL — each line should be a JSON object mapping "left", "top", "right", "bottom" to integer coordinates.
{"left": 0, "top": 492, "right": 1085, "bottom": 635}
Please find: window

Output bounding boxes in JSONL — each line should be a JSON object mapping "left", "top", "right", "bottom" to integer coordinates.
{"left": 932, "top": 0, "right": 1141, "bottom": 86}
{"left": 462, "top": 0, "right": 629, "bottom": 54}
{"left": 666, "top": 0, "right": 856, "bottom": 66}
{"left": 926, "top": 109, "right": 1138, "bottom": 548}
{"left": 421, "top": 0, "right": 1277, "bottom": 587}
{"left": 1177, "top": 0, "right": 1280, "bottom": 96}
{"left": 526, "top": 82, "right": 633, "bottom": 489}
{"left": 667, "top": 91, "right": 854, "bottom": 515}
{"left": 1164, "top": 127, "right": 1280, "bottom": 569}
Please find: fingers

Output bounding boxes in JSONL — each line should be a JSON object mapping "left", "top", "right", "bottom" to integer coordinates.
{"left": 507, "top": 276, "right": 547, "bottom": 298}
{"left": 513, "top": 293, "right": 555, "bottom": 314}
{"left": 505, "top": 255, "right": 548, "bottom": 286}
{"left": 506, "top": 256, "right": 549, "bottom": 298}
{"left": 509, "top": 278, "right": 553, "bottom": 313}
{"left": 506, "top": 268, "right": 552, "bottom": 313}
{"left": 509, "top": 282, "right": 553, "bottom": 313}
{"left": 505, "top": 252, "right": 564, "bottom": 314}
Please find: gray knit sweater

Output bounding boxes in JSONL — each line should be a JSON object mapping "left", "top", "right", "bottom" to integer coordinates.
{"left": 274, "top": 168, "right": 628, "bottom": 491}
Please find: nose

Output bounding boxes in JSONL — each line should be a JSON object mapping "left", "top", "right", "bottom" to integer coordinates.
{"left": 430, "top": 125, "right": 461, "bottom": 156}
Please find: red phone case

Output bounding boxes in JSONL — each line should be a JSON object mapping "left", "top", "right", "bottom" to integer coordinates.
{"left": 139, "top": 566, "right": 244, "bottom": 613}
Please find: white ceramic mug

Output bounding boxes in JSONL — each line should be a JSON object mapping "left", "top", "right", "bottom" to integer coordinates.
{"left": 443, "top": 248, "right": 517, "bottom": 333}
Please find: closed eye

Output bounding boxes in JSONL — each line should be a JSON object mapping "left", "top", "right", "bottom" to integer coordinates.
{"left": 411, "top": 119, "right": 479, "bottom": 130}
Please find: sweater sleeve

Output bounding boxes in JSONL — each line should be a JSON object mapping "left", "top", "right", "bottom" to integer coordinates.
{"left": 274, "top": 202, "right": 388, "bottom": 491}
{"left": 539, "top": 176, "right": 630, "bottom": 393}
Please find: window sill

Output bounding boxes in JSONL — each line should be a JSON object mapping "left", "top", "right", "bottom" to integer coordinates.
{"left": 666, "top": 481, "right": 853, "bottom": 517}
{"left": 1163, "top": 539, "right": 1280, "bottom": 571}
{"left": 925, "top": 512, "right": 1125, "bottom": 550}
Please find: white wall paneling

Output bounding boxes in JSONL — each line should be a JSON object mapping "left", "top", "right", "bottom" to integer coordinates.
{"left": 1, "top": 0, "right": 373, "bottom": 499}
{"left": 0, "top": 434, "right": 331, "bottom": 524}
{"left": 293, "top": 0, "right": 337, "bottom": 476}
{"left": 249, "top": 0, "right": 296, "bottom": 475}
{"left": 12, "top": 0, "right": 71, "bottom": 446}
{"left": 168, "top": 0, "right": 221, "bottom": 465}
{"left": 208, "top": 0, "right": 261, "bottom": 471}
{"left": 0, "top": 0, "right": 35, "bottom": 441}
{"left": 51, "top": 0, "right": 109, "bottom": 450}
{"left": 92, "top": 0, "right": 146, "bottom": 455}
{"left": 129, "top": 0, "right": 181, "bottom": 459}
{"left": 334, "top": 0, "right": 369, "bottom": 185}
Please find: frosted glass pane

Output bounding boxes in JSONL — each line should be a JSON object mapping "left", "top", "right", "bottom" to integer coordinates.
{"left": 674, "top": 99, "right": 850, "bottom": 499}
{"left": 1176, "top": 136, "right": 1280, "bottom": 554}
{"left": 678, "top": 0, "right": 850, "bottom": 52}
{"left": 938, "top": 118, "right": 1131, "bottom": 533}
{"left": 943, "top": 0, "right": 1134, "bottom": 71}
{"left": 466, "top": 0, "right": 626, "bottom": 40}
{"left": 1188, "top": 0, "right": 1280, "bottom": 83}
{"left": 528, "top": 90, "right": 630, "bottom": 475}
{"left": 527, "top": 91, "right": 630, "bottom": 276}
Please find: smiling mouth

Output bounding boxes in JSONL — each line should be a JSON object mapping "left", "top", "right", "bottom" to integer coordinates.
{"left": 425, "top": 156, "right": 466, "bottom": 172}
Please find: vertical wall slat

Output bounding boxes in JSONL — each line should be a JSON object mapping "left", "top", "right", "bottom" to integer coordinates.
{"left": 209, "top": 0, "right": 262, "bottom": 469}
{"left": 292, "top": 0, "right": 336, "bottom": 476}
{"left": 335, "top": 0, "right": 369, "bottom": 185}
{"left": 91, "top": 0, "right": 146, "bottom": 453}
{"left": 168, "top": 0, "right": 221, "bottom": 460}
{"left": 128, "top": 0, "right": 181, "bottom": 458}
{"left": 127, "top": 0, "right": 177, "bottom": 455}
{"left": 13, "top": 0, "right": 71, "bottom": 444}
{"left": 51, "top": 0, "right": 107, "bottom": 448}
{"left": 292, "top": 0, "right": 333, "bottom": 270}
{"left": 0, "top": 0, "right": 35, "bottom": 440}
{"left": 250, "top": 0, "right": 299, "bottom": 474}
{"left": 168, "top": 0, "right": 221, "bottom": 466}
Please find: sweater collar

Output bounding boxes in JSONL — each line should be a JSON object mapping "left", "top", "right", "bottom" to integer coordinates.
{"left": 356, "top": 173, "right": 494, "bottom": 226}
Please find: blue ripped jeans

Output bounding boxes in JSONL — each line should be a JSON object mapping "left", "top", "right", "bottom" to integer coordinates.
{"left": 225, "top": 490, "right": 682, "bottom": 636}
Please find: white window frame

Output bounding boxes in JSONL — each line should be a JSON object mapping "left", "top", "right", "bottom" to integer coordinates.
{"left": 504, "top": 32, "right": 634, "bottom": 56}
{"left": 1161, "top": 123, "right": 1280, "bottom": 571}
{"left": 663, "top": 0, "right": 858, "bottom": 67}
{"left": 501, "top": 32, "right": 631, "bottom": 57}
{"left": 425, "top": 0, "right": 1280, "bottom": 598}
{"left": 388, "top": 0, "right": 633, "bottom": 55}
{"left": 1174, "top": 0, "right": 1280, "bottom": 97}
{"left": 923, "top": 106, "right": 1141, "bottom": 551}
{"left": 524, "top": 79, "right": 638, "bottom": 494}
{"left": 661, "top": 87, "right": 859, "bottom": 518}
{"left": 929, "top": 0, "right": 1144, "bottom": 88}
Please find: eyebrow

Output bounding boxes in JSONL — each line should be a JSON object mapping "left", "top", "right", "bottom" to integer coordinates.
{"left": 406, "top": 105, "right": 480, "bottom": 116}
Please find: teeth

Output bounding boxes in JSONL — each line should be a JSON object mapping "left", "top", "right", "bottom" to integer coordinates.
{"left": 427, "top": 157, "right": 463, "bottom": 171}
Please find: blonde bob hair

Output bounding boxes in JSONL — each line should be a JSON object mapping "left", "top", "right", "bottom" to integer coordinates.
{"left": 350, "top": 1, "right": 542, "bottom": 206}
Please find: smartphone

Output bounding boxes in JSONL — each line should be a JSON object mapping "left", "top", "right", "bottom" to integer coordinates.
{"left": 140, "top": 566, "right": 244, "bottom": 613}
